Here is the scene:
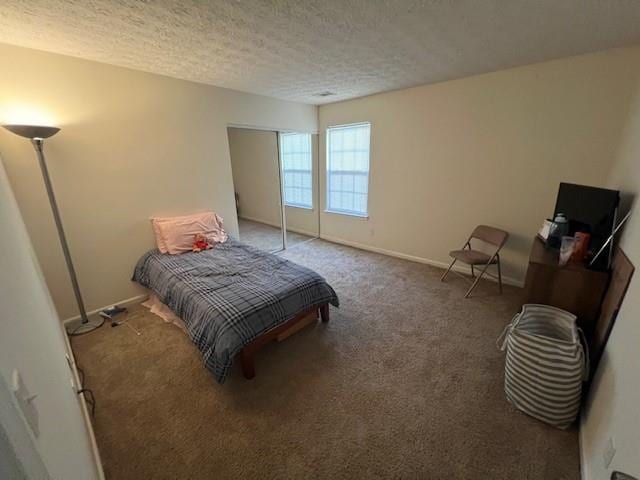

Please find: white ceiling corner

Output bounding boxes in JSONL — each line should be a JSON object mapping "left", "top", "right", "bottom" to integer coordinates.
{"left": 1, "top": 0, "right": 640, "bottom": 105}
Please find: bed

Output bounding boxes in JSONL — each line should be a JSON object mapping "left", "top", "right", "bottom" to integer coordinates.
{"left": 132, "top": 238, "right": 339, "bottom": 383}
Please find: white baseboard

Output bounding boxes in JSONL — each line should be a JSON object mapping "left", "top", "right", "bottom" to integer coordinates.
{"left": 238, "top": 215, "right": 318, "bottom": 238}
{"left": 238, "top": 215, "right": 280, "bottom": 229}
{"left": 579, "top": 416, "right": 588, "bottom": 480}
{"left": 61, "top": 235, "right": 522, "bottom": 326}
{"left": 286, "top": 226, "right": 318, "bottom": 237}
{"left": 60, "top": 291, "right": 148, "bottom": 479}
{"left": 319, "top": 234, "right": 524, "bottom": 288}
{"left": 60, "top": 329, "right": 105, "bottom": 479}
{"left": 62, "top": 294, "right": 149, "bottom": 328}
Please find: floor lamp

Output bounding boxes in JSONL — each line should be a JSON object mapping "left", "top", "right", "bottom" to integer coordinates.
{"left": 2, "top": 124, "right": 101, "bottom": 335}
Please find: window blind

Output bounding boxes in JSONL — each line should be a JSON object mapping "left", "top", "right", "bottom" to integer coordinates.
{"left": 280, "top": 133, "right": 313, "bottom": 209}
{"left": 326, "top": 123, "right": 370, "bottom": 217}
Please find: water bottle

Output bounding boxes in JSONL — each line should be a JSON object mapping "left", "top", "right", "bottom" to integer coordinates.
{"left": 547, "top": 213, "right": 568, "bottom": 249}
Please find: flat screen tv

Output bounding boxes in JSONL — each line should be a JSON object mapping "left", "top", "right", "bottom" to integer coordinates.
{"left": 553, "top": 182, "right": 619, "bottom": 270}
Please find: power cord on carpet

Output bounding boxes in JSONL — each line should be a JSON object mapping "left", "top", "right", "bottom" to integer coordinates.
{"left": 78, "top": 387, "right": 96, "bottom": 418}
{"left": 75, "top": 365, "right": 97, "bottom": 418}
{"left": 68, "top": 317, "right": 105, "bottom": 336}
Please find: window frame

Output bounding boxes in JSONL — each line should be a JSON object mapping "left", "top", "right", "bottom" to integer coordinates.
{"left": 325, "top": 122, "right": 371, "bottom": 218}
{"left": 279, "top": 132, "right": 314, "bottom": 210}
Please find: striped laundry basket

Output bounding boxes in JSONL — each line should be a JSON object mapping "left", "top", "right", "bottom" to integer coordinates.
{"left": 497, "top": 304, "right": 589, "bottom": 429}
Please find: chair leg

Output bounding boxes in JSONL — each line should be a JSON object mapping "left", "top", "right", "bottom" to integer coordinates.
{"left": 465, "top": 262, "right": 492, "bottom": 298}
{"left": 497, "top": 256, "right": 503, "bottom": 294}
{"left": 441, "top": 258, "right": 456, "bottom": 281}
{"left": 464, "top": 276, "right": 481, "bottom": 298}
{"left": 471, "top": 264, "right": 475, "bottom": 278}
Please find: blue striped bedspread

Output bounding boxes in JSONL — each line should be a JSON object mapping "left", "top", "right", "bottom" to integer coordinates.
{"left": 132, "top": 239, "right": 339, "bottom": 383}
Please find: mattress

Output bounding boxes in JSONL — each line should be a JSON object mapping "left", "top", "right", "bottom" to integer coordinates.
{"left": 132, "top": 239, "right": 339, "bottom": 383}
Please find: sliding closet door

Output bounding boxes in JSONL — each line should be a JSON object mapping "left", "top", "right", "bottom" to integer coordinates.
{"left": 279, "top": 132, "right": 320, "bottom": 248}
{"left": 228, "top": 127, "right": 284, "bottom": 252}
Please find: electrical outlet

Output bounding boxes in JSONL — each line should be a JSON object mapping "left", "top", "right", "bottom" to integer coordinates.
{"left": 603, "top": 437, "right": 616, "bottom": 469}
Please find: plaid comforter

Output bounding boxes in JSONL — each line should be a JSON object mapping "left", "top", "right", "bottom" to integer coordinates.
{"left": 132, "top": 239, "right": 339, "bottom": 383}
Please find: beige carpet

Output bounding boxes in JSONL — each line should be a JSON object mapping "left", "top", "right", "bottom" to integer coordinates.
{"left": 238, "top": 218, "right": 313, "bottom": 252}
{"left": 72, "top": 239, "right": 579, "bottom": 480}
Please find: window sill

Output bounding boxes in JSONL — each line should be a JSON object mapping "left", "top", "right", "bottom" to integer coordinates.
{"left": 324, "top": 209, "right": 369, "bottom": 220}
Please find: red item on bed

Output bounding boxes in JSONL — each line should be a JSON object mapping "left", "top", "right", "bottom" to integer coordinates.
{"left": 192, "top": 233, "right": 213, "bottom": 252}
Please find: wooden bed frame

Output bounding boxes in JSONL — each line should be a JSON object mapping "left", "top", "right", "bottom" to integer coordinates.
{"left": 239, "top": 303, "right": 330, "bottom": 379}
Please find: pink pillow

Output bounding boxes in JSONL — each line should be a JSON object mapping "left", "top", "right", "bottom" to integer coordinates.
{"left": 150, "top": 219, "right": 169, "bottom": 253}
{"left": 151, "top": 212, "right": 228, "bottom": 255}
{"left": 150, "top": 212, "right": 213, "bottom": 253}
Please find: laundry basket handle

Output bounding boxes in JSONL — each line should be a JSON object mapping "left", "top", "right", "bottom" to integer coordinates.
{"left": 497, "top": 312, "right": 521, "bottom": 351}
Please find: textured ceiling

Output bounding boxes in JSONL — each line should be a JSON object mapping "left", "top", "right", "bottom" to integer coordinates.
{"left": 2, "top": 1, "right": 640, "bottom": 104}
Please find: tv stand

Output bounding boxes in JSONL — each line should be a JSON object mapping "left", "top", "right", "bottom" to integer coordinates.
{"left": 523, "top": 237, "right": 610, "bottom": 339}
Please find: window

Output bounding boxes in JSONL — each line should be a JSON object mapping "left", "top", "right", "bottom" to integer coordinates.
{"left": 280, "top": 132, "right": 313, "bottom": 209}
{"left": 326, "top": 123, "right": 371, "bottom": 217}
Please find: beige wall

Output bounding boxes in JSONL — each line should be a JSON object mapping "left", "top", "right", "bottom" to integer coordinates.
{"left": 0, "top": 156, "right": 101, "bottom": 479}
{"left": 318, "top": 47, "right": 640, "bottom": 285}
{"left": 580, "top": 70, "right": 640, "bottom": 479}
{"left": 228, "top": 127, "right": 320, "bottom": 236}
{"left": 0, "top": 43, "right": 317, "bottom": 320}
{"left": 2, "top": 37, "right": 640, "bottom": 479}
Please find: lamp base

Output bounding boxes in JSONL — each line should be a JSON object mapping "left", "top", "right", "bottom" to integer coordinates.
{"left": 66, "top": 317, "right": 105, "bottom": 336}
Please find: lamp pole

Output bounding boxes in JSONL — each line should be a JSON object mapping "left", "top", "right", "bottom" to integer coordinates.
{"left": 3, "top": 125, "right": 101, "bottom": 334}
{"left": 32, "top": 138, "right": 89, "bottom": 325}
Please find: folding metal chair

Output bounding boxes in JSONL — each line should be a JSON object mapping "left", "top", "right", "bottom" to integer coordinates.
{"left": 440, "top": 225, "right": 509, "bottom": 298}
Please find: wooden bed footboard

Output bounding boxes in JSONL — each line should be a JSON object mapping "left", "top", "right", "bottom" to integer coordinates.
{"left": 239, "top": 303, "right": 330, "bottom": 380}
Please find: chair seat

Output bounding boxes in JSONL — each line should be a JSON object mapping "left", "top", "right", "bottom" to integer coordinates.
{"left": 449, "top": 249, "right": 496, "bottom": 265}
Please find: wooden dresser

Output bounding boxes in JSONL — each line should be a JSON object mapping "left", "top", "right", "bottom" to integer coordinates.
{"left": 523, "top": 237, "right": 610, "bottom": 339}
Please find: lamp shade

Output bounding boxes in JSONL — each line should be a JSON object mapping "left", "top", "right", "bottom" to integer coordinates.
{"left": 2, "top": 124, "right": 60, "bottom": 139}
